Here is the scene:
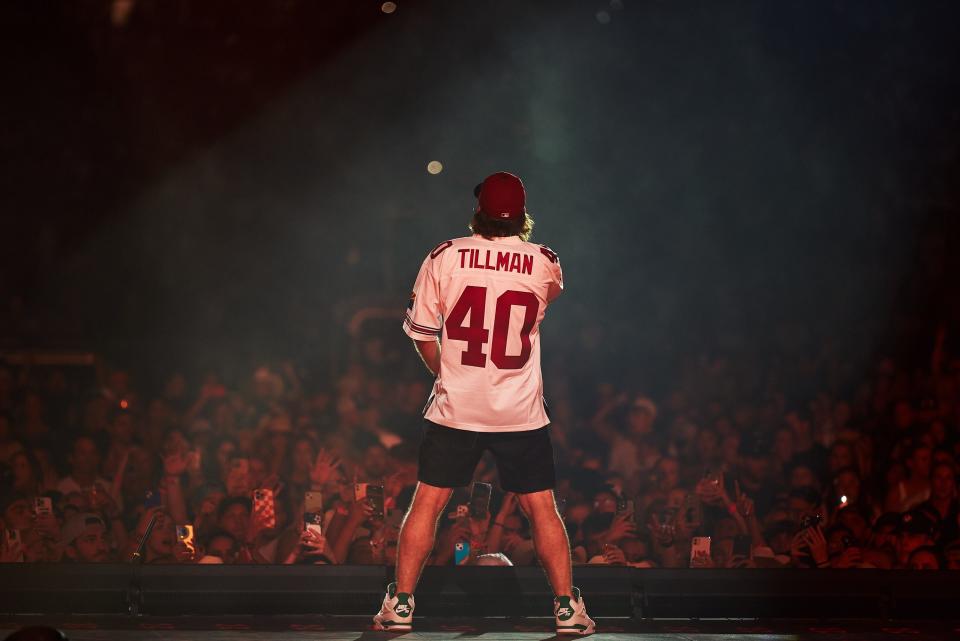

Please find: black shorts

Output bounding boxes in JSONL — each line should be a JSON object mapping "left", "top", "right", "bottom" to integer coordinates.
{"left": 417, "top": 420, "right": 556, "bottom": 493}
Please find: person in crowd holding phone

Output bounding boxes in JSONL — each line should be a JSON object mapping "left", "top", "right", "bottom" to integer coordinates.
{"left": 374, "top": 173, "right": 595, "bottom": 635}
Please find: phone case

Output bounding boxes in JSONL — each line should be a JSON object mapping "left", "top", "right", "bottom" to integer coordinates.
{"left": 690, "top": 536, "right": 712, "bottom": 565}
{"left": 454, "top": 540, "right": 471, "bottom": 565}
{"left": 253, "top": 488, "right": 276, "bottom": 529}
{"left": 469, "top": 482, "right": 492, "bottom": 518}
{"left": 304, "top": 491, "right": 323, "bottom": 514}
{"left": 304, "top": 491, "right": 323, "bottom": 535}
{"left": 176, "top": 524, "right": 196, "bottom": 554}
{"left": 366, "top": 485, "right": 385, "bottom": 519}
{"left": 354, "top": 483, "right": 368, "bottom": 501}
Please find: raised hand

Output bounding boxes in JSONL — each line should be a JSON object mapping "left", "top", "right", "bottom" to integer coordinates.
{"left": 735, "top": 481, "right": 754, "bottom": 518}
{"left": 602, "top": 544, "right": 627, "bottom": 566}
{"left": 806, "top": 525, "right": 829, "bottom": 566}
{"left": 695, "top": 474, "right": 727, "bottom": 505}
{"left": 689, "top": 547, "right": 713, "bottom": 568}
{"left": 831, "top": 546, "right": 862, "bottom": 568}
{"left": 606, "top": 513, "right": 637, "bottom": 542}
{"left": 648, "top": 513, "right": 675, "bottom": 547}
{"left": 173, "top": 538, "right": 198, "bottom": 563}
{"left": 0, "top": 536, "right": 24, "bottom": 563}
{"left": 300, "top": 528, "right": 332, "bottom": 558}
{"left": 309, "top": 449, "right": 343, "bottom": 487}
{"left": 498, "top": 492, "right": 519, "bottom": 517}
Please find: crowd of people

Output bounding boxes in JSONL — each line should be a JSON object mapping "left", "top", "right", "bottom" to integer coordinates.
{"left": 1, "top": 326, "right": 959, "bottom": 571}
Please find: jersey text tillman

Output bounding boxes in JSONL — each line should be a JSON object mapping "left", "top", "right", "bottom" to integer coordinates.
{"left": 457, "top": 248, "right": 534, "bottom": 275}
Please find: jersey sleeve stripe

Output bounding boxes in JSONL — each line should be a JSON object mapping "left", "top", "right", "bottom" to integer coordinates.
{"left": 404, "top": 312, "right": 441, "bottom": 333}
{"left": 403, "top": 317, "right": 440, "bottom": 338}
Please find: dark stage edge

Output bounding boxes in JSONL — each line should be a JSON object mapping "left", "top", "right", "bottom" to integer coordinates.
{"left": 2, "top": 616, "right": 960, "bottom": 641}
{"left": 4, "top": 565, "right": 960, "bottom": 620}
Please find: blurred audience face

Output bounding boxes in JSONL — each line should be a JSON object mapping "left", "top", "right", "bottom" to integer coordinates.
{"left": 226, "top": 462, "right": 253, "bottom": 497}
{"left": 67, "top": 521, "right": 110, "bottom": 562}
{"left": 833, "top": 469, "right": 861, "bottom": 506}
{"left": 656, "top": 458, "right": 679, "bottom": 492}
{"left": 828, "top": 443, "right": 855, "bottom": 474}
{"left": 216, "top": 440, "right": 238, "bottom": 478}
{"left": 696, "top": 429, "right": 719, "bottom": 463}
{"left": 363, "top": 444, "right": 389, "bottom": 479}
{"left": 930, "top": 463, "right": 957, "bottom": 501}
{"left": 742, "top": 453, "right": 768, "bottom": 483}
{"left": 219, "top": 502, "right": 250, "bottom": 540}
{"left": 20, "top": 527, "right": 58, "bottom": 562}
{"left": 906, "top": 446, "right": 932, "bottom": 480}
{"left": 162, "top": 430, "right": 189, "bottom": 457}
{"left": 69, "top": 437, "right": 100, "bottom": 478}
{"left": 893, "top": 401, "right": 913, "bottom": 430}
{"left": 292, "top": 438, "right": 316, "bottom": 474}
{"left": 122, "top": 446, "right": 156, "bottom": 499}
{"left": 944, "top": 546, "right": 960, "bottom": 570}
{"left": 83, "top": 397, "right": 110, "bottom": 433}
{"left": 712, "top": 537, "right": 734, "bottom": 568}
{"left": 207, "top": 534, "right": 239, "bottom": 563}
{"left": 628, "top": 407, "right": 654, "bottom": 436}
{"left": 786, "top": 411, "right": 811, "bottom": 440}
{"left": 833, "top": 401, "right": 851, "bottom": 428}
{"left": 790, "top": 465, "right": 817, "bottom": 490}
{"left": 592, "top": 491, "right": 617, "bottom": 515}
{"left": 620, "top": 537, "right": 648, "bottom": 563}
{"left": 565, "top": 502, "right": 592, "bottom": 525}
{"left": 721, "top": 434, "right": 739, "bottom": 466}
{"left": 148, "top": 512, "right": 175, "bottom": 559}
{"left": 10, "top": 451, "right": 38, "bottom": 492}
{"left": 898, "top": 531, "right": 933, "bottom": 567}
{"left": 0, "top": 414, "right": 13, "bottom": 440}
{"left": 907, "top": 548, "right": 939, "bottom": 570}
{"left": 3, "top": 496, "right": 34, "bottom": 530}
{"left": 787, "top": 493, "right": 818, "bottom": 526}
{"left": 837, "top": 509, "right": 868, "bottom": 543}
{"left": 110, "top": 413, "right": 135, "bottom": 444}
{"left": 870, "top": 522, "right": 897, "bottom": 553}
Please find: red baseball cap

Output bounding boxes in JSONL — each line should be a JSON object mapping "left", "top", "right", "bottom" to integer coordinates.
{"left": 474, "top": 172, "right": 526, "bottom": 220}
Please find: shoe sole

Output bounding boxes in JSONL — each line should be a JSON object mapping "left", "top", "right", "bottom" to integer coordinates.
{"left": 373, "top": 620, "right": 412, "bottom": 632}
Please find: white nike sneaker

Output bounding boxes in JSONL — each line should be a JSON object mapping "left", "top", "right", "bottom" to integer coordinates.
{"left": 554, "top": 586, "right": 596, "bottom": 635}
{"left": 372, "top": 582, "right": 415, "bottom": 632}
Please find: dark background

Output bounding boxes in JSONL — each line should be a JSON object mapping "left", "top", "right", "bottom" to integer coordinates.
{"left": 2, "top": 0, "right": 958, "bottom": 391}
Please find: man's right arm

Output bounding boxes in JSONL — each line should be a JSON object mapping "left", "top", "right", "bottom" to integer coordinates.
{"left": 414, "top": 338, "right": 441, "bottom": 377}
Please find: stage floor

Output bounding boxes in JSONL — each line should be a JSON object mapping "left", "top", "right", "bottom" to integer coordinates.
{"left": 2, "top": 616, "right": 958, "bottom": 641}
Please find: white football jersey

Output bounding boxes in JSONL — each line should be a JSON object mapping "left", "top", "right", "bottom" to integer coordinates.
{"left": 403, "top": 234, "right": 563, "bottom": 432}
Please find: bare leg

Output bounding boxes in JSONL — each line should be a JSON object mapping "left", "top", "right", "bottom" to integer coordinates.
{"left": 395, "top": 481, "right": 453, "bottom": 594}
{"left": 518, "top": 489, "right": 572, "bottom": 598}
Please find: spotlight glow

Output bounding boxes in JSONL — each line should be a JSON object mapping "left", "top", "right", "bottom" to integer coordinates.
{"left": 427, "top": 160, "right": 443, "bottom": 174}
{"left": 596, "top": 10, "right": 611, "bottom": 24}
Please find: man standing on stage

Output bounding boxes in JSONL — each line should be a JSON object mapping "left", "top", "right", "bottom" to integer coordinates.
{"left": 373, "top": 172, "right": 595, "bottom": 635}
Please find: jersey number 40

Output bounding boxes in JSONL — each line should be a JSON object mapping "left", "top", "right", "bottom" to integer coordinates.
{"left": 445, "top": 286, "right": 538, "bottom": 370}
